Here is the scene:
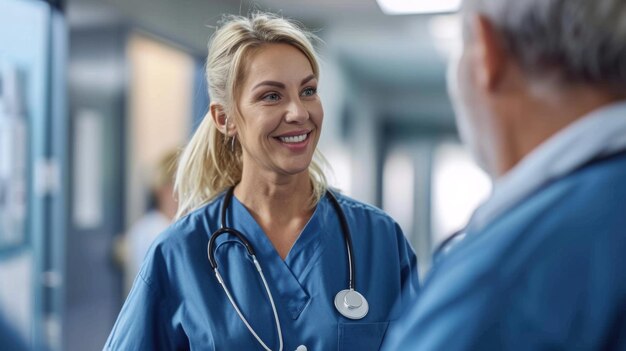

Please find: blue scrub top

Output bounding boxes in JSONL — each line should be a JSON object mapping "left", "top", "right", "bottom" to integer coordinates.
{"left": 381, "top": 152, "right": 626, "bottom": 350}
{"left": 105, "top": 192, "right": 419, "bottom": 351}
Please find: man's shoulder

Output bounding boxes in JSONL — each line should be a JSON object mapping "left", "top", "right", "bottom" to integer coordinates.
{"left": 439, "top": 152, "right": 626, "bottom": 287}
{"left": 495, "top": 151, "right": 626, "bottom": 232}
{"left": 561, "top": 150, "right": 626, "bottom": 199}
{"left": 420, "top": 154, "right": 626, "bottom": 349}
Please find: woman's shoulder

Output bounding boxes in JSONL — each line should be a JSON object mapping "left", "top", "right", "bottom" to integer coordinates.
{"left": 149, "top": 194, "right": 225, "bottom": 254}
{"left": 136, "top": 195, "right": 226, "bottom": 288}
{"left": 330, "top": 190, "right": 395, "bottom": 224}
{"left": 328, "top": 190, "right": 414, "bottom": 263}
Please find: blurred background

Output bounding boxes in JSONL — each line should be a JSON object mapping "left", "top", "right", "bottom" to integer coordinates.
{"left": 0, "top": 0, "right": 491, "bottom": 349}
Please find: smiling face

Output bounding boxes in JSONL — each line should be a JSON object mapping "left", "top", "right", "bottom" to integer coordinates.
{"left": 234, "top": 43, "right": 323, "bottom": 179}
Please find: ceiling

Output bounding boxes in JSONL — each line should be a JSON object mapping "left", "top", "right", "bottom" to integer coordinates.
{"left": 66, "top": 0, "right": 458, "bottom": 128}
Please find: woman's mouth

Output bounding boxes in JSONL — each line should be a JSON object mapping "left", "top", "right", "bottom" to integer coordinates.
{"left": 278, "top": 132, "right": 309, "bottom": 143}
{"left": 273, "top": 131, "right": 313, "bottom": 151}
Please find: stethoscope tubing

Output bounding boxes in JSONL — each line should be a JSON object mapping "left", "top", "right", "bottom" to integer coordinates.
{"left": 209, "top": 187, "right": 357, "bottom": 290}
{"left": 206, "top": 187, "right": 363, "bottom": 350}
{"left": 325, "top": 190, "right": 356, "bottom": 290}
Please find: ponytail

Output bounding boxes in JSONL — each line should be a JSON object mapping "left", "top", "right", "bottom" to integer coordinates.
{"left": 174, "top": 113, "right": 242, "bottom": 218}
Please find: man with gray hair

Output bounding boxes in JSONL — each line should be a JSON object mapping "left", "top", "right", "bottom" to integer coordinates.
{"left": 382, "top": 0, "right": 626, "bottom": 349}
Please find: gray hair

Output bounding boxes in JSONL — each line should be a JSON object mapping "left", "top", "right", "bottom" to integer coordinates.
{"left": 462, "top": 0, "right": 626, "bottom": 93}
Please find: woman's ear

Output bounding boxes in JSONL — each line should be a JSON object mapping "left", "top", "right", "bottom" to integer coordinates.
{"left": 210, "top": 102, "right": 235, "bottom": 136}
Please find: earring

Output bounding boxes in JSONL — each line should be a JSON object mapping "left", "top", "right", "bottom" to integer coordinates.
{"left": 224, "top": 117, "right": 236, "bottom": 152}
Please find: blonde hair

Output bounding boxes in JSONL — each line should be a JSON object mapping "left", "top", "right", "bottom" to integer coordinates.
{"left": 175, "top": 12, "right": 328, "bottom": 218}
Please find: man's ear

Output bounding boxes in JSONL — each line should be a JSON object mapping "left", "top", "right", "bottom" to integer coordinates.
{"left": 473, "top": 15, "right": 507, "bottom": 91}
{"left": 210, "top": 103, "right": 235, "bottom": 136}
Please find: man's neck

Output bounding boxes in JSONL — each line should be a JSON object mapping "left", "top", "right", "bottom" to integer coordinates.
{"left": 494, "top": 84, "right": 622, "bottom": 178}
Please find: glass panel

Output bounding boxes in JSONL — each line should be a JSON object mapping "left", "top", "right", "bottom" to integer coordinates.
{"left": 383, "top": 148, "right": 415, "bottom": 236}
{"left": 0, "top": 56, "right": 28, "bottom": 249}
{"left": 431, "top": 142, "right": 491, "bottom": 247}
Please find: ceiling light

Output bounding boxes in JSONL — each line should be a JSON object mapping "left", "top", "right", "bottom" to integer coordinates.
{"left": 377, "top": 0, "right": 462, "bottom": 15}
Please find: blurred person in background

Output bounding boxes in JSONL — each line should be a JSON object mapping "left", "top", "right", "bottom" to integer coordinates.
{"left": 382, "top": 0, "right": 626, "bottom": 349}
{"left": 105, "top": 12, "right": 419, "bottom": 351}
{"left": 122, "top": 150, "right": 178, "bottom": 293}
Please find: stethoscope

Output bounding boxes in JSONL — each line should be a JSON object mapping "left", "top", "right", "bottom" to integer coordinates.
{"left": 207, "top": 187, "right": 369, "bottom": 351}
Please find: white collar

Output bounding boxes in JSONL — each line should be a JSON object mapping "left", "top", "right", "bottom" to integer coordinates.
{"left": 467, "top": 100, "right": 626, "bottom": 233}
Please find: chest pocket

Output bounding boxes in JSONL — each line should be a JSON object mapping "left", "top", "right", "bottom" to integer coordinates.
{"left": 338, "top": 321, "right": 389, "bottom": 351}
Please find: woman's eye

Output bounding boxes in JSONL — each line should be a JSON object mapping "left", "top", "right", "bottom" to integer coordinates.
{"left": 262, "top": 93, "right": 280, "bottom": 102}
{"left": 301, "top": 87, "right": 317, "bottom": 97}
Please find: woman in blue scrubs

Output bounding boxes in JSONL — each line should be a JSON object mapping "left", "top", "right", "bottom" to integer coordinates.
{"left": 105, "top": 12, "right": 419, "bottom": 351}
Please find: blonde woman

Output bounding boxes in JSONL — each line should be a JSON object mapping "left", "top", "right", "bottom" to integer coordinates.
{"left": 105, "top": 13, "right": 419, "bottom": 351}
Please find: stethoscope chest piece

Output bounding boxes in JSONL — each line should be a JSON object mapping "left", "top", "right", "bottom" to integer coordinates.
{"left": 334, "top": 289, "right": 369, "bottom": 320}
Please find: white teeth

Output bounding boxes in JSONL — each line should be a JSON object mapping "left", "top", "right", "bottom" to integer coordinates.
{"left": 279, "top": 133, "right": 308, "bottom": 143}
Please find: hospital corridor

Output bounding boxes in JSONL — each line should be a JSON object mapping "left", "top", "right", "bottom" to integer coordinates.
{"left": 3, "top": 0, "right": 625, "bottom": 350}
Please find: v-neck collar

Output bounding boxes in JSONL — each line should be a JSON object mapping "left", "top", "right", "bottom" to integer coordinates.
{"left": 212, "top": 194, "right": 329, "bottom": 319}
{"left": 232, "top": 194, "right": 323, "bottom": 265}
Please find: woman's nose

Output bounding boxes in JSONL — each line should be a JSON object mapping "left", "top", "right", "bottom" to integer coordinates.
{"left": 285, "top": 97, "right": 309, "bottom": 123}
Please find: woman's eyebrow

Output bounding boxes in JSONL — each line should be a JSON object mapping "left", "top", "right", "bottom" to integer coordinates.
{"left": 252, "top": 74, "right": 316, "bottom": 91}
{"left": 252, "top": 81, "right": 285, "bottom": 90}
{"left": 301, "top": 74, "right": 316, "bottom": 85}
